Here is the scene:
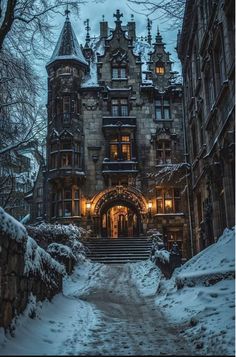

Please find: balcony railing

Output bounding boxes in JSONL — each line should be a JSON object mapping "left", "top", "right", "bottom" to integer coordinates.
{"left": 102, "top": 160, "right": 138, "bottom": 173}
{"left": 102, "top": 116, "right": 136, "bottom": 127}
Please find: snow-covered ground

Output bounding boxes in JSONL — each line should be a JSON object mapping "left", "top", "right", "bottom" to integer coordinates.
{"left": 0, "top": 227, "right": 234, "bottom": 355}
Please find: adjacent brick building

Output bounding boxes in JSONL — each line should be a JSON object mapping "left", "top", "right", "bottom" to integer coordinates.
{"left": 177, "top": 0, "right": 235, "bottom": 252}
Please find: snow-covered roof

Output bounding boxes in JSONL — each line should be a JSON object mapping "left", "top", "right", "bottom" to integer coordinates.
{"left": 47, "top": 16, "right": 88, "bottom": 67}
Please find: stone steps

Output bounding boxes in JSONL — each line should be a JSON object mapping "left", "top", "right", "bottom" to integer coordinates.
{"left": 84, "top": 236, "right": 152, "bottom": 264}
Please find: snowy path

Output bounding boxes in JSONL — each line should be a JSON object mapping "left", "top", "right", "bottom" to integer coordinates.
{"left": 1, "top": 261, "right": 194, "bottom": 356}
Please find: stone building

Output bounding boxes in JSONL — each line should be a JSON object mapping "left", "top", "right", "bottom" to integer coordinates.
{"left": 177, "top": 0, "right": 235, "bottom": 252}
{"left": 36, "top": 10, "right": 191, "bottom": 257}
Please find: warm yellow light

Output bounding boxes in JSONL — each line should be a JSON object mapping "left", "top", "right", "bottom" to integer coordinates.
{"left": 165, "top": 200, "right": 172, "bottom": 209}
{"left": 148, "top": 200, "right": 153, "bottom": 209}
{"left": 155, "top": 66, "right": 165, "bottom": 75}
{"left": 86, "top": 201, "right": 91, "bottom": 210}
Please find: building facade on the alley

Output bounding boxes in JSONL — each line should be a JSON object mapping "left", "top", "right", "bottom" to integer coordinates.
{"left": 28, "top": 10, "right": 192, "bottom": 257}
{"left": 177, "top": 0, "right": 235, "bottom": 253}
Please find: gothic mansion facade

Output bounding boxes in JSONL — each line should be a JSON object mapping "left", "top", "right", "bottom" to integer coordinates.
{"left": 34, "top": 11, "right": 191, "bottom": 256}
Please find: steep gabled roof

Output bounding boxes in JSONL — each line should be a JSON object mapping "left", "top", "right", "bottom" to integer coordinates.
{"left": 47, "top": 16, "right": 88, "bottom": 67}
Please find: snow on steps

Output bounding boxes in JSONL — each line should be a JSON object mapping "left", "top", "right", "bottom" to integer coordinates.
{"left": 85, "top": 237, "right": 152, "bottom": 264}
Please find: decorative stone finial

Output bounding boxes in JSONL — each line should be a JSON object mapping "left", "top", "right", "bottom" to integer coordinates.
{"left": 113, "top": 9, "right": 123, "bottom": 23}
{"left": 65, "top": 4, "right": 70, "bottom": 20}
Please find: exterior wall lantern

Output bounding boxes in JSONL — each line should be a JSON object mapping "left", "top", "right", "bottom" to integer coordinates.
{"left": 86, "top": 201, "right": 91, "bottom": 211}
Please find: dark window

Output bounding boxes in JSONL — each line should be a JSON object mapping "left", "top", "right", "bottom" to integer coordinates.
{"left": 112, "top": 66, "right": 127, "bottom": 79}
{"left": 156, "top": 188, "right": 181, "bottom": 214}
{"left": 50, "top": 153, "right": 57, "bottom": 169}
{"left": 61, "top": 152, "right": 72, "bottom": 167}
{"left": 53, "top": 188, "right": 79, "bottom": 218}
{"left": 36, "top": 202, "right": 43, "bottom": 217}
{"left": 155, "top": 98, "right": 171, "bottom": 120}
{"left": 111, "top": 98, "right": 129, "bottom": 116}
{"left": 156, "top": 140, "right": 172, "bottom": 164}
{"left": 37, "top": 187, "right": 43, "bottom": 197}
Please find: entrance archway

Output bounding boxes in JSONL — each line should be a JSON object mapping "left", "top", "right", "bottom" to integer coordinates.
{"left": 101, "top": 201, "right": 140, "bottom": 238}
{"left": 91, "top": 186, "right": 147, "bottom": 238}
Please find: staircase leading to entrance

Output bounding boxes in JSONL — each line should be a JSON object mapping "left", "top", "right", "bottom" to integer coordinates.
{"left": 84, "top": 237, "right": 152, "bottom": 264}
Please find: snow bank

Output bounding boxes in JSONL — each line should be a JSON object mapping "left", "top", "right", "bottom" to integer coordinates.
{"left": 156, "top": 226, "right": 235, "bottom": 355}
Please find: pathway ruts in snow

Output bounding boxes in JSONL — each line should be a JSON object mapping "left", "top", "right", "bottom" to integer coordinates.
{"left": 0, "top": 261, "right": 194, "bottom": 355}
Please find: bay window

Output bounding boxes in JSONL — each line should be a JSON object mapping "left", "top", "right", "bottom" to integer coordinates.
{"left": 109, "top": 135, "right": 131, "bottom": 161}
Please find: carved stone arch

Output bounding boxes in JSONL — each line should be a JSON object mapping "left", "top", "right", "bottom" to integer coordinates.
{"left": 91, "top": 186, "right": 147, "bottom": 216}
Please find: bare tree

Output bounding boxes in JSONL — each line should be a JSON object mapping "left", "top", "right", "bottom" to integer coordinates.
{"left": 127, "top": 0, "right": 185, "bottom": 28}
{"left": 0, "top": 0, "right": 85, "bottom": 213}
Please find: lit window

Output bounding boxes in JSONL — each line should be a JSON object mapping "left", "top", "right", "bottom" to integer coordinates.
{"left": 156, "top": 188, "right": 180, "bottom": 214}
{"left": 155, "top": 62, "right": 165, "bottom": 75}
{"left": 109, "top": 135, "right": 131, "bottom": 161}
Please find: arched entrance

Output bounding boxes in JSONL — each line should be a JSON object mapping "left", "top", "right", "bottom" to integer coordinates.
{"left": 101, "top": 201, "right": 140, "bottom": 238}
{"left": 91, "top": 186, "right": 147, "bottom": 238}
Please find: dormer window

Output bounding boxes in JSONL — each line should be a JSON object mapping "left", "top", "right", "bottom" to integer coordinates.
{"left": 155, "top": 62, "right": 165, "bottom": 75}
{"left": 112, "top": 66, "right": 127, "bottom": 79}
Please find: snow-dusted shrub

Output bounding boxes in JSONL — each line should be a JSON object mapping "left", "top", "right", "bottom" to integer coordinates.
{"left": 26, "top": 223, "right": 88, "bottom": 260}
{"left": 47, "top": 243, "right": 77, "bottom": 274}
{"left": 24, "top": 237, "right": 65, "bottom": 286}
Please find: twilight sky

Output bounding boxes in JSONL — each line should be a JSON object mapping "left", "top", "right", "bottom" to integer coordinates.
{"left": 38, "top": 0, "right": 181, "bottom": 102}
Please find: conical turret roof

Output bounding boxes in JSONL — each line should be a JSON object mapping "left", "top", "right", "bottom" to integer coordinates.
{"left": 47, "top": 15, "right": 88, "bottom": 67}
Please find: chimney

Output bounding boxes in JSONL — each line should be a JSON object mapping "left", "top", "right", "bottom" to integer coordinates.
{"left": 128, "top": 21, "right": 136, "bottom": 41}
{"left": 100, "top": 21, "right": 108, "bottom": 39}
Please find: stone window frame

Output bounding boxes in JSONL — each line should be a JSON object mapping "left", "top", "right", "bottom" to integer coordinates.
{"left": 156, "top": 187, "right": 181, "bottom": 214}
{"left": 111, "top": 98, "right": 129, "bottom": 117}
{"left": 156, "top": 139, "right": 172, "bottom": 165}
{"left": 52, "top": 187, "right": 80, "bottom": 218}
{"left": 155, "top": 97, "right": 171, "bottom": 120}
{"left": 155, "top": 61, "right": 165, "bottom": 75}
{"left": 212, "top": 26, "right": 226, "bottom": 95}
{"left": 109, "top": 134, "right": 131, "bottom": 161}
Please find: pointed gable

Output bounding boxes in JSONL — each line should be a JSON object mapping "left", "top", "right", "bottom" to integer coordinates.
{"left": 47, "top": 16, "right": 88, "bottom": 67}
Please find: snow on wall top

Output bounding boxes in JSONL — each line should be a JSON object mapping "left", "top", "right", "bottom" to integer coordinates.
{"left": 0, "top": 207, "right": 65, "bottom": 283}
{"left": 0, "top": 206, "right": 28, "bottom": 243}
{"left": 48, "top": 17, "right": 88, "bottom": 67}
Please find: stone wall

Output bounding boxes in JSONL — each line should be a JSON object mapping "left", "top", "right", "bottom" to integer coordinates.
{"left": 0, "top": 231, "right": 63, "bottom": 330}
